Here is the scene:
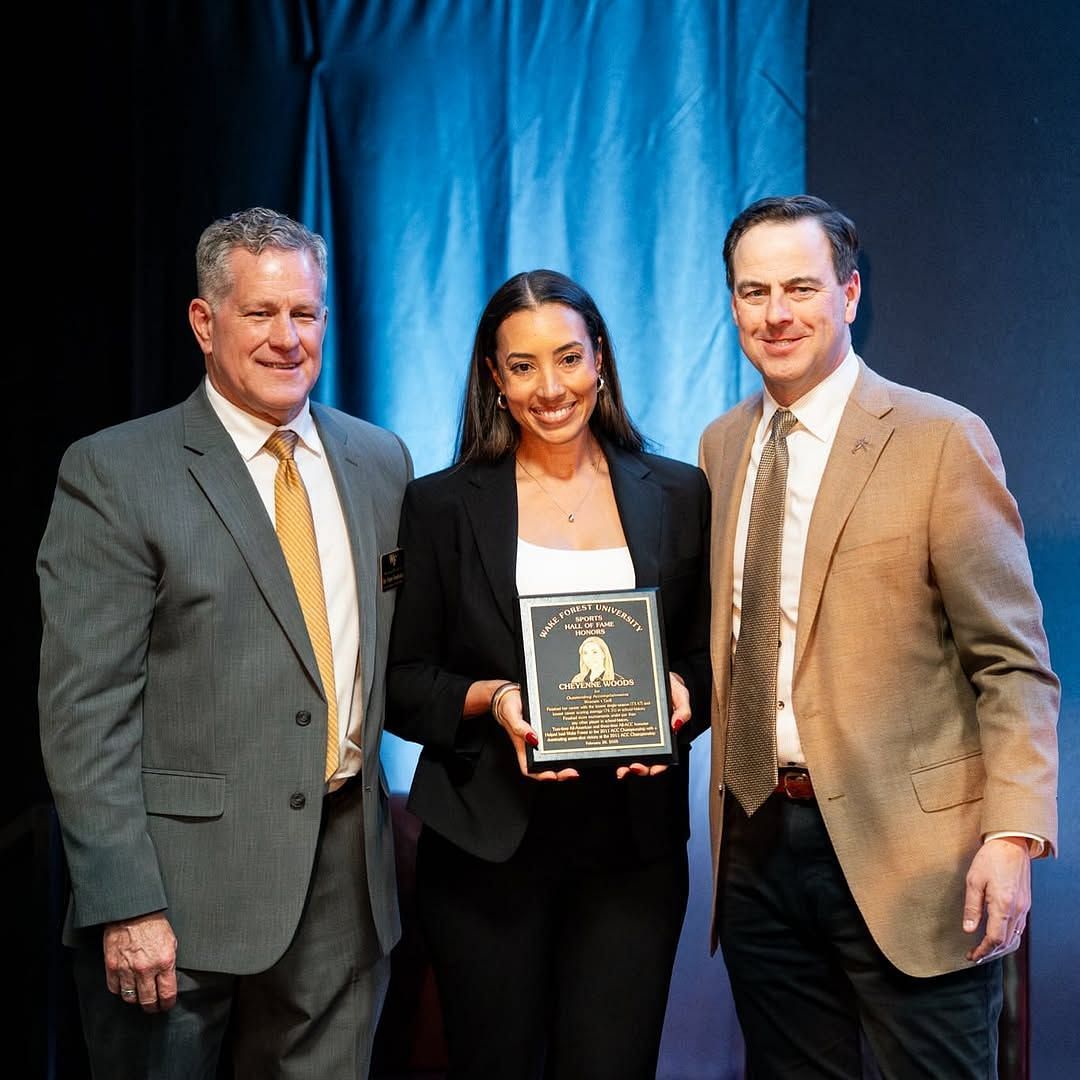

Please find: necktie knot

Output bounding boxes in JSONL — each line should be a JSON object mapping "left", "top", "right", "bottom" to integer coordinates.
{"left": 264, "top": 429, "right": 299, "bottom": 462}
{"left": 770, "top": 408, "right": 798, "bottom": 442}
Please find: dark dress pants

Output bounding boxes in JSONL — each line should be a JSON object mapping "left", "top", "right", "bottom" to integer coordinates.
{"left": 717, "top": 793, "right": 1002, "bottom": 1079}
{"left": 72, "top": 779, "right": 390, "bottom": 1080}
{"left": 416, "top": 778, "right": 689, "bottom": 1080}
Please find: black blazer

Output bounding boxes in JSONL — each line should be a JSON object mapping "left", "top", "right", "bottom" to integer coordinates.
{"left": 386, "top": 442, "right": 711, "bottom": 863}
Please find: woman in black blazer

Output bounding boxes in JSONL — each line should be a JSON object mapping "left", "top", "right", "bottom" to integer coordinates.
{"left": 387, "top": 270, "right": 710, "bottom": 1079}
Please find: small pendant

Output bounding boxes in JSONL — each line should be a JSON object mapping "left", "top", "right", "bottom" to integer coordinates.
{"left": 568, "top": 513, "right": 575, "bottom": 523}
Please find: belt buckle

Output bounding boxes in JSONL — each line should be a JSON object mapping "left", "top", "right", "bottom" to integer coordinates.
{"left": 778, "top": 769, "right": 814, "bottom": 801}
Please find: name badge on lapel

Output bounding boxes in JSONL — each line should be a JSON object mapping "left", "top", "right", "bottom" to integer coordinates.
{"left": 381, "top": 548, "right": 405, "bottom": 591}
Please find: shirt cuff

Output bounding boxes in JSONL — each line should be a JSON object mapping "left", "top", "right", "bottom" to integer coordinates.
{"left": 983, "top": 831, "right": 1046, "bottom": 858}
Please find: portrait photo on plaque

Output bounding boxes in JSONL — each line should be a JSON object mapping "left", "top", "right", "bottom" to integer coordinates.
{"left": 518, "top": 587, "right": 674, "bottom": 771}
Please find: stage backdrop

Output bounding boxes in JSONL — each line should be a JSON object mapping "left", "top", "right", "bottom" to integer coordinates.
{"left": 25, "top": 5, "right": 1075, "bottom": 1080}
{"left": 285, "top": 0, "right": 805, "bottom": 768}
{"left": 805, "top": 5, "right": 1080, "bottom": 1076}
{"left": 300, "top": 7, "right": 805, "bottom": 1073}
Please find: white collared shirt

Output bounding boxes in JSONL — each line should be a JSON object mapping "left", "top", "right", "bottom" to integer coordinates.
{"left": 731, "top": 349, "right": 860, "bottom": 766}
{"left": 204, "top": 378, "right": 363, "bottom": 782}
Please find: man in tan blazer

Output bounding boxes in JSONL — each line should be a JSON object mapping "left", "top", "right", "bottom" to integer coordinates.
{"left": 698, "top": 195, "right": 1058, "bottom": 1077}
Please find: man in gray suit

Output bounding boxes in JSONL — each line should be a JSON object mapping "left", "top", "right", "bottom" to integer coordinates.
{"left": 38, "top": 207, "right": 413, "bottom": 1078}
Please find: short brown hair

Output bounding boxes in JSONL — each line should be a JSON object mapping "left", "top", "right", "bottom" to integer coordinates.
{"left": 723, "top": 195, "right": 859, "bottom": 289}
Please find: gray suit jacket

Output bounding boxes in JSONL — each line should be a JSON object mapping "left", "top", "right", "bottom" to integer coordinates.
{"left": 38, "top": 384, "right": 412, "bottom": 973}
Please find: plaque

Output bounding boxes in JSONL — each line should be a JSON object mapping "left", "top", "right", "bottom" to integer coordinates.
{"left": 518, "top": 588, "right": 675, "bottom": 771}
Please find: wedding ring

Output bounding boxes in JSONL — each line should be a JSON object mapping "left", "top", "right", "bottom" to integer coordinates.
{"left": 121, "top": 988, "right": 137, "bottom": 998}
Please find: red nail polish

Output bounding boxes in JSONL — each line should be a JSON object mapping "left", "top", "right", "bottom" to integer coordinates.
{"left": 525, "top": 731, "right": 539, "bottom": 747}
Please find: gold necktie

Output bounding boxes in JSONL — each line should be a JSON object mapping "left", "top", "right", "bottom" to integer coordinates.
{"left": 725, "top": 408, "right": 798, "bottom": 815}
{"left": 264, "top": 430, "right": 339, "bottom": 782}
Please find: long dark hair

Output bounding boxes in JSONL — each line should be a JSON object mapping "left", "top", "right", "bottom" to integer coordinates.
{"left": 456, "top": 269, "right": 647, "bottom": 464}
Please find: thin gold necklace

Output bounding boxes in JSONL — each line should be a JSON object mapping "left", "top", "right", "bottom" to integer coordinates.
{"left": 515, "top": 452, "right": 601, "bottom": 523}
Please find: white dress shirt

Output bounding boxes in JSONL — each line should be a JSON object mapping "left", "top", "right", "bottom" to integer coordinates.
{"left": 204, "top": 378, "right": 364, "bottom": 783}
{"left": 731, "top": 349, "right": 859, "bottom": 766}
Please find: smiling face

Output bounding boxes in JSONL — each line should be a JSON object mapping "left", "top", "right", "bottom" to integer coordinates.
{"left": 486, "top": 302, "right": 602, "bottom": 453}
{"left": 188, "top": 246, "right": 327, "bottom": 426}
{"left": 729, "top": 217, "right": 860, "bottom": 406}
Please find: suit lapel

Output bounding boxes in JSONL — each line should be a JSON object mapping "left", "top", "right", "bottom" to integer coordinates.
{"left": 463, "top": 458, "right": 519, "bottom": 632}
{"left": 607, "top": 444, "right": 662, "bottom": 587}
{"left": 708, "top": 398, "right": 759, "bottom": 705}
{"left": 459, "top": 444, "right": 665, "bottom": 631}
{"left": 182, "top": 389, "right": 323, "bottom": 691}
{"left": 794, "top": 365, "right": 896, "bottom": 677}
{"left": 314, "top": 405, "right": 378, "bottom": 709}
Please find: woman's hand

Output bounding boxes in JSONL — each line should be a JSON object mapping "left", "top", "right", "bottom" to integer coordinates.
{"left": 489, "top": 681, "right": 579, "bottom": 782}
{"left": 615, "top": 672, "right": 689, "bottom": 780}
{"left": 668, "top": 670, "right": 691, "bottom": 733}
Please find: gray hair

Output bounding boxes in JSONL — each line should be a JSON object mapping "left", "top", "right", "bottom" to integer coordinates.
{"left": 195, "top": 207, "right": 328, "bottom": 308}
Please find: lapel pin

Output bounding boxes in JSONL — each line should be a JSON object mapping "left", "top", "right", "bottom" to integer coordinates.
{"left": 852, "top": 436, "right": 870, "bottom": 454}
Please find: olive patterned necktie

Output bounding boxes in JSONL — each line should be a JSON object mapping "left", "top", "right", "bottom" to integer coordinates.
{"left": 725, "top": 408, "right": 797, "bottom": 815}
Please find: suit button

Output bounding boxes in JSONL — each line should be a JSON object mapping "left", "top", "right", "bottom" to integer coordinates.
{"left": 289, "top": 793, "right": 306, "bottom": 810}
{"left": 295, "top": 710, "right": 312, "bottom": 726}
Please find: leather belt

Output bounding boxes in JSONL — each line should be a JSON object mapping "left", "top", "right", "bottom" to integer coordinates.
{"left": 775, "top": 767, "right": 815, "bottom": 801}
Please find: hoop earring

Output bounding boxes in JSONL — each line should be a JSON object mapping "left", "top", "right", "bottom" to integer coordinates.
{"left": 596, "top": 375, "right": 605, "bottom": 392}
{"left": 496, "top": 392, "right": 507, "bottom": 410}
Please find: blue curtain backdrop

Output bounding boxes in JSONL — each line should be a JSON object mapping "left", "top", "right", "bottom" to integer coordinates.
{"left": 288, "top": 4, "right": 806, "bottom": 1073}
{"left": 290, "top": 0, "right": 807, "bottom": 786}
{"left": 26, "top": 4, "right": 1074, "bottom": 1077}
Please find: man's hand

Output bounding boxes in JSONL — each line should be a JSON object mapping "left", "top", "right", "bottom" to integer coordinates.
{"left": 104, "top": 911, "right": 179, "bottom": 1012}
{"left": 962, "top": 836, "right": 1031, "bottom": 964}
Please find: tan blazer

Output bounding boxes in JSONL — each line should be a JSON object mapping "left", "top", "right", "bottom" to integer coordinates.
{"left": 699, "top": 361, "right": 1059, "bottom": 978}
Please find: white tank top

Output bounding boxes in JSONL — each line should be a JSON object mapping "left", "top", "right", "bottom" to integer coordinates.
{"left": 515, "top": 537, "right": 636, "bottom": 596}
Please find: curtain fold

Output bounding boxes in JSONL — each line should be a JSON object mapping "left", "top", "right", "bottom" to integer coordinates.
{"left": 297, "top": 0, "right": 806, "bottom": 476}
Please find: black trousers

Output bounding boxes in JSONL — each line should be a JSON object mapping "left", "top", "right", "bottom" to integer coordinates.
{"left": 72, "top": 780, "right": 389, "bottom": 1080}
{"left": 416, "top": 782, "right": 689, "bottom": 1080}
{"left": 718, "top": 794, "right": 1002, "bottom": 1080}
